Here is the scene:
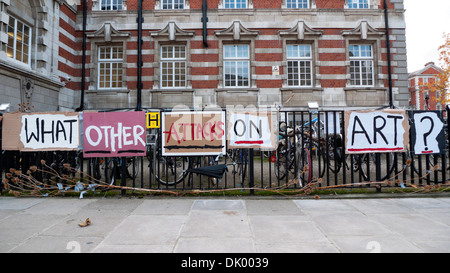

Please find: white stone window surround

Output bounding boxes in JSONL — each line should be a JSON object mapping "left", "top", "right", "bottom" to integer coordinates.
{"left": 1, "top": 3, "right": 35, "bottom": 70}
{"left": 279, "top": 21, "right": 322, "bottom": 90}
{"left": 86, "top": 23, "right": 130, "bottom": 92}
{"left": 342, "top": 20, "right": 385, "bottom": 89}
{"left": 215, "top": 21, "right": 259, "bottom": 90}
{"left": 150, "top": 21, "right": 195, "bottom": 90}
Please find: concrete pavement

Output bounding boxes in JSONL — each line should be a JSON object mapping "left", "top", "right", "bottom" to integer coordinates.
{"left": 0, "top": 196, "right": 450, "bottom": 253}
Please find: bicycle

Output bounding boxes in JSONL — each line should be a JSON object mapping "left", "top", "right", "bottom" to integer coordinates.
{"left": 145, "top": 132, "right": 245, "bottom": 187}
{"left": 274, "top": 120, "right": 315, "bottom": 187}
{"left": 90, "top": 156, "right": 140, "bottom": 186}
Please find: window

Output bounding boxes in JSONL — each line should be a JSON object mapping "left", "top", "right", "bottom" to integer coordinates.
{"left": 101, "top": 0, "right": 123, "bottom": 10}
{"left": 287, "top": 45, "right": 312, "bottom": 87}
{"left": 6, "top": 16, "right": 31, "bottom": 65}
{"left": 223, "top": 45, "right": 250, "bottom": 87}
{"left": 349, "top": 44, "right": 373, "bottom": 86}
{"left": 98, "top": 46, "right": 123, "bottom": 89}
{"left": 287, "top": 0, "right": 309, "bottom": 8}
{"left": 162, "top": 0, "right": 185, "bottom": 9}
{"left": 224, "top": 0, "right": 247, "bottom": 9}
{"left": 161, "top": 45, "right": 186, "bottom": 88}
{"left": 348, "top": 0, "right": 369, "bottom": 9}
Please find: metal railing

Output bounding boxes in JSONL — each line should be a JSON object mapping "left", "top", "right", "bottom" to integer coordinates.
{"left": 1, "top": 108, "right": 449, "bottom": 195}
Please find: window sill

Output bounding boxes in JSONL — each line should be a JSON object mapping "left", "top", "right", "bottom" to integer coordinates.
{"left": 153, "top": 9, "right": 191, "bottom": 16}
{"left": 151, "top": 88, "right": 194, "bottom": 93}
{"left": 217, "top": 9, "right": 255, "bottom": 16}
{"left": 87, "top": 88, "right": 129, "bottom": 93}
{"left": 280, "top": 87, "right": 323, "bottom": 92}
{"left": 344, "top": 87, "right": 386, "bottom": 92}
{"left": 215, "top": 88, "right": 259, "bottom": 93}
{"left": 90, "top": 10, "right": 128, "bottom": 16}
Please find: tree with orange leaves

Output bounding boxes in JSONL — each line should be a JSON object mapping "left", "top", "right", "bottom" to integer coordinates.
{"left": 421, "top": 33, "right": 450, "bottom": 106}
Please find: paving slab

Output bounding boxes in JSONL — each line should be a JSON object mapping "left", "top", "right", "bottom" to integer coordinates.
{"left": 0, "top": 196, "right": 449, "bottom": 253}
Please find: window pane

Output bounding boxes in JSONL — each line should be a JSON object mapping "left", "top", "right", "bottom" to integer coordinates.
{"left": 237, "top": 45, "right": 249, "bottom": 58}
{"left": 287, "top": 45, "right": 297, "bottom": 58}
{"left": 299, "top": 45, "right": 311, "bottom": 57}
{"left": 236, "top": 0, "right": 246, "bottom": 8}
{"left": 225, "top": 0, "right": 247, "bottom": 9}
{"left": 162, "top": 46, "right": 171, "bottom": 59}
{"left": 237, "top": 61, "right": 249, "bottom": 86}
{"left": 174, "top": 0, "right": 184, "bottom": 9}
{"left": 287, "top": 0, "right": 308, "bottom": 8}
{"left": 287, "top": 44, "right": 311, "bottom": 58}
{"left": 101, "top": 0, "right": 122, "bottom": 10}
{"left": 299, "top": 61, "right": 311, "bottom": 86}
{"left": 224, "top": 45, "right": 235, "bottom": 58}
{"left": 348, "top": 0, "right": 369, "bottom": 9}
{"left": 349, "top": 45, "right": 359, "bottom": 57}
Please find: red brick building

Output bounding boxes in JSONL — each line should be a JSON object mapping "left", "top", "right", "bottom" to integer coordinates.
{"left": 0, "top": 0, "right": 409, "bottom": 112}
{"left": 408, "top": 62, "right": 443, "bottom": 110}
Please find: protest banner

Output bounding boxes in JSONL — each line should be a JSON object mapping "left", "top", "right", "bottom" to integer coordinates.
{"left": 83, "top": 111, "right": 146, "bottom": 157}
{"left": 2, "top": 112, "right": 79, "bottom": 151}
{"left": 227, "top": 111, "right": 276, "bottom": 149}
{"left": 410, "top": 111, "right": 445, "bottom": 155}
{"left": 162, "top": 111, "right": 226, "bottom": 156}
{"left": 344, "top": 109, "right": 409, "bottom": 154}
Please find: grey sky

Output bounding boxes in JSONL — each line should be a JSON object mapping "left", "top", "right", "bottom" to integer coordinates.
{"left": 404, "top": 0, "right": 450, "bottom": 73}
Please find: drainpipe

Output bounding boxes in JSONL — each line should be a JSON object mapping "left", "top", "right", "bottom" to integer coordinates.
{"left": 201, "top": 0, "right": 208, "bottom": 48}
{"left": 384, "top": 0, "right": 394, "bottom": 109}
{"left": 76, "top": 0, "right": 87, "bottom": 112}
{"left": 136, "top": 0, "right": 143, "bottom": 111}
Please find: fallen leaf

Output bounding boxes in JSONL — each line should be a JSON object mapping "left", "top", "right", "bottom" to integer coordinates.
{"left": 79, "top": 218, "right": 91, "bottom": 227}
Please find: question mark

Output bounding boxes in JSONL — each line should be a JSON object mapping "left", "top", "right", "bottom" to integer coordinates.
{"left": 420, "top": 116, "right": 434, "bottom": 151}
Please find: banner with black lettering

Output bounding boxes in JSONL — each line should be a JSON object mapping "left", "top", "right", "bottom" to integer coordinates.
{"left": 410, "top": 111, "right": 445, "bottom": 155}
{"left": 2, "top": 112, "right": 80, "bottom": 151}
{"left": 344, "top": 109, "right": 409, "bottom": 154}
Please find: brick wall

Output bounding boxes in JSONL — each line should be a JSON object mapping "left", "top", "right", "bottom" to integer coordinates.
{"left": 73, "top": 0, "right": 408, "bottom": 110}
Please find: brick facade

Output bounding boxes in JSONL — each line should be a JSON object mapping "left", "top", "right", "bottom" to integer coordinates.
{"left": 0, "top": 0, "right": 410, "bottom": 112}
{"left": 408, "top": 62, "right": 443, "bottom": 110}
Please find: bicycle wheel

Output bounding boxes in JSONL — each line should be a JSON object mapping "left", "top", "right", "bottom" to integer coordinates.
{"left": 309, "top": 142, "right": 326, "bottom": 180}
{"left": 104, "top": 158, "right": 117, "bottom": 185}
{"left": 91, "top": 157, "right": 102, "bottom": 180}
{"left": 155, "top": 156, "right": 190, "bottom": 186}
{"left": 126, "top": 157, "right": 139, "bottom": 179}
{"left": 357, "top": 153, "right": 395, "bottom": 181}
{"left": 274, "top": 145, "right": 293, "bottom": 180}
{"left": 298, "top": 147, "right": 312, "bottom": 187}
{"left": 326, "top": 136, "right": 343, "bottom": 174}
{"left": 410, "top": 153, "right": 445, "bottom": 183}
{"left": 237, "top": 149, "right": 248, "bottom": 184}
